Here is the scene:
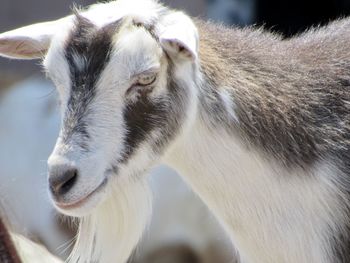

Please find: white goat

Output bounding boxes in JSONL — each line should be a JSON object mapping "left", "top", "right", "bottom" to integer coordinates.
{"left": 0, "top": 0, "right": 350, "bottom": 262}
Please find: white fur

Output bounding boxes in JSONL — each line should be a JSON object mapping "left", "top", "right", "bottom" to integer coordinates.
{"left": 219, "top": 88, "right": 239, "bottom": 123}
{"left": 68, "top": 176, "right": 152, "bottom": 263}
{"left": 84, "top": 0, "right": 166, "bottom": 27}
{"left": 158, "top": 11, "right": 199, "bottom": 60}
{"left": 42, "top": 4, "right": 180, "bottom": 262}
{"left": 164, "top": 119, "right": 346, "bottom": 263}
{"left": 46, "top": 22, "right": 165, "bottom": 217}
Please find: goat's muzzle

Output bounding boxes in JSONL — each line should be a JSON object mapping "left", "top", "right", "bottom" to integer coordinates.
{"left": 48, "top": 161, "right": 79, "bottom": 202}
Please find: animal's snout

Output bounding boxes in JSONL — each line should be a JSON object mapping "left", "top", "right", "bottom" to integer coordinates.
{"left": 49, "top": 165, "right": 78, "bottom": 199}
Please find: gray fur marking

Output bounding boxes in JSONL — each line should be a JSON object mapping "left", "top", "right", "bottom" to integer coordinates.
{"left": 196, "top": 18, "right": 350, "bottom": 262}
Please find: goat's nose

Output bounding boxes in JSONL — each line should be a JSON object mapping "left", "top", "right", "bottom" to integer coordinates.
{"left": 49, "top": 167, "right": 78, "bottom": 198}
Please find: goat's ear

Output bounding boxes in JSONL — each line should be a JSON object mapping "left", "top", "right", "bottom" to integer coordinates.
{"left": 0, "top": 20, "right": 62, "bottom": 60}
{"left": 159, "top": 12, "right": 199, "bottom": 61}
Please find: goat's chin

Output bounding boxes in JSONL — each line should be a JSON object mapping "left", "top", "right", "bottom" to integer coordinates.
{"left": 68, "top": 176, "right": 152, "bottom": 263}
{"left": 53, "top": 183, "right": 109, "bottom": 217}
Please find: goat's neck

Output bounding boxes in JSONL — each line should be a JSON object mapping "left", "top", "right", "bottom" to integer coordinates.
{"left": 163, "top": 33, "right": 341, "bottom": 263}
{"left": 164, "top": 89, "right": 339, "bottom": 263}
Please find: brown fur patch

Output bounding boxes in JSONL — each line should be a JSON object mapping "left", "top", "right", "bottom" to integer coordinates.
{"left": 196, "top": 19, "right": 350, "bottom": 169}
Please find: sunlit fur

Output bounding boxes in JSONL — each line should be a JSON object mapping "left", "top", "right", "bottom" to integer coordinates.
{"left": 42, "top": 1, "right": 198, "bottom": 262}
{"left": 1, "top": 0, "right": 350, "bottom": 262}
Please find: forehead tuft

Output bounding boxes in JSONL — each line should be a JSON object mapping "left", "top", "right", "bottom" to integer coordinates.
{"left": 64, "top": 14, "right": 162, "bottom": 81}
{"left": 83, "top": 0, "right": 166, "bottom": 27}
{"left": 64, "top": 15, "right": 122, "bottom": 77}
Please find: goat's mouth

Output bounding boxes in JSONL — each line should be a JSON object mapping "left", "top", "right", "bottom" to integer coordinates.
{"left": 55, "top": 177, "right": 109, "bottom": 210}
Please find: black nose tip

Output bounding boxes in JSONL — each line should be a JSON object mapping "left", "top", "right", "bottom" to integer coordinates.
{"left": 49, "top": 168, "right": 78, "bottom": 197}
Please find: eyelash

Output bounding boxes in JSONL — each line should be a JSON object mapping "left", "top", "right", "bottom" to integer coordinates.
{"left": 136, "top": 74, "right": 157, "bottom": 86}
{"left": 126, "top": 74, "right": 157, "bottom": 96}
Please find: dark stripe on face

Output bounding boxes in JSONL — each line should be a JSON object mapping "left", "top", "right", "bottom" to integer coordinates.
{"left": 120, "top": 64, "right": 188, "bottom": 163}
{"left": 121, "top": 93, "right": 168, "bottom": 161}
{"left": 62, "top": 15, "right": 121, "bottom": 147}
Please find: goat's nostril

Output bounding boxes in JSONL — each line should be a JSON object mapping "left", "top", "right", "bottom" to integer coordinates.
{"left": 49, "top": 168, "right": 78, "bottom": 197}
{"left": 60, "top": 169, "right": 78, "bottom": 195}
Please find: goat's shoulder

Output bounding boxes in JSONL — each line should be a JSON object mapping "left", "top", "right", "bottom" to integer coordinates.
{"left": 195, "top": 18, "right": 350, "bottom": 169}
{"left": 283, "top": 18, "right": 350, "bottom": 64}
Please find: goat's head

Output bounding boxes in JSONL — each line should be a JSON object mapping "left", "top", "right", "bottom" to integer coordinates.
{"left": 0, "top": 0, "right": 199, "bottom": 217}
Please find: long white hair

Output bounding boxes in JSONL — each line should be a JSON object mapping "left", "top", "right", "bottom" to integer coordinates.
{"left": 68, "top": 175, "right": 152, "bottom": 263}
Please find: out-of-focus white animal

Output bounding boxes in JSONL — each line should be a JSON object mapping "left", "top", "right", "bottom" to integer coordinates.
{"left": 11, "top": 233, "right": 63, "bottom": 263}
{"left": 0, "top": 78, "right": 70, "bottom": 256}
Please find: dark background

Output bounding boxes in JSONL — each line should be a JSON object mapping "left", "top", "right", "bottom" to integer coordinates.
{"left": 256, "top": 0, "right": 350, "bottom": 37}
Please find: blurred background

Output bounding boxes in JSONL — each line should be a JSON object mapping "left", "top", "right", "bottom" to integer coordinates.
{"left": 1, "top": 0, "right": 350, "bottom": 262}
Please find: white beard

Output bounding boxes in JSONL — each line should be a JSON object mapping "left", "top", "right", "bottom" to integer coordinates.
{"left": 68, "top": 175, "right": 152, "bottom": 263}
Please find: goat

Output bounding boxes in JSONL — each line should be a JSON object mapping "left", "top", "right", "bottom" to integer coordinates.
{"left": 0, "top": 0, "right": 350, "bottom": 262}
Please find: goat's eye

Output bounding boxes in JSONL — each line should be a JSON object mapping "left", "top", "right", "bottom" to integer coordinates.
{"left": 137, "top": 74, "right": 157, "bottom": 86}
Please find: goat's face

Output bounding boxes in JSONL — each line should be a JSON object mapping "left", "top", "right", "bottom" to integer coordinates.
{"left": 0, "top": 3, "right": 199, "bottom": 216}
